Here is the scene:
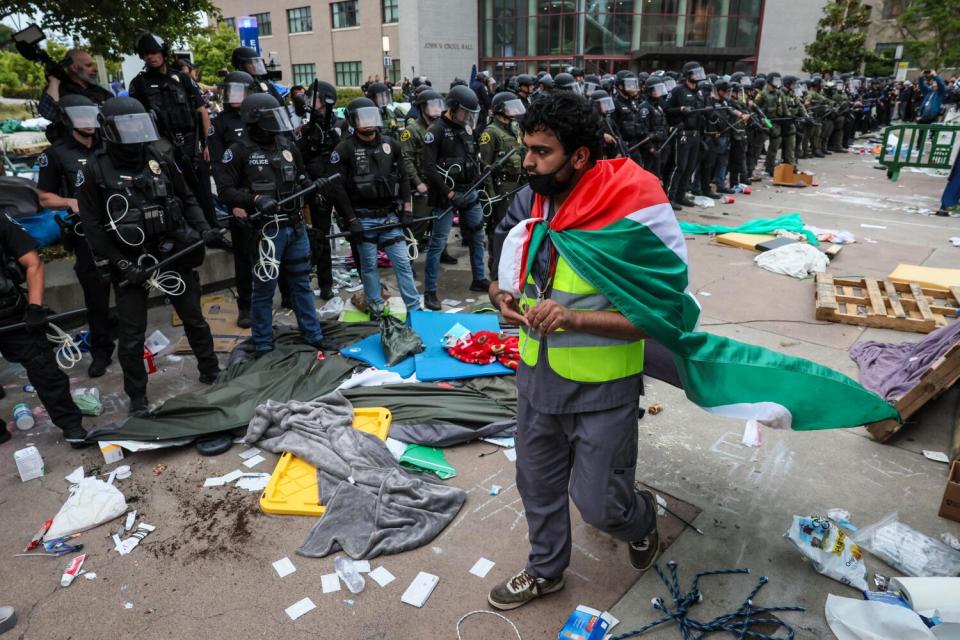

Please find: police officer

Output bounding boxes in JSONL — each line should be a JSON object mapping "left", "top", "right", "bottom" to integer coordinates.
{"left": 759, "top": 72, "right": 787, "bottom": 175}
{"left": 515, "top": 74, "right": 536, "bottom": 109}
{"left": 365, "top": 82, "right": 399, "bottom": 138}
{"left": 611, "top": 71, "right": 643, "bottom": 167}
{"left": 208, "top": 71, "right": 257, "bottom": 328}
{"left": 36, "top": 95, "right": 116, "bottom": 378}
{"left": 400, "top": 89, "right": 447, "bottom": 250}
{"left": 217, "top": 93, "right": 333, "bottom": 356}
{"left": 300, "top": 80, "right": 346, "bottom": 300}
{"left": 726, "top": 81, "right": 751, "bottom": 190}
{"left": 803, "top": 77, "right": 830, "bottom": 158}
{"left": 129, "top": 34, "right": 219, "bottom": 233}
{"left": 590, "top": 89, "right": 622, "bottom": 160}
{"left": 553, "top": 72, "right": 580, "bottom": 94}
{"left": 327, "top": 98, "right": 420, "bottom": 319}
{"left": 422, "top": 85, "right": 487, "bottom": 310}
{"left": 637, "top": 77, "right": 670, "bottom": 181}
{"left": 76, "top": 97, "right": 221, "bottom": 415}
{"left": 479, "top": 91, "right": 525, "bottom": 270}
{"left": 665, "top": 61, "right": 707, "bottom": 208}
{"left": 232, "top": 47, "right": 285, "bottom": 106}
{"left": 0, "top": 201, "right": 89, "bottom": 446}
{"left": 781, "top": 75, "right": 803, "bottom": 167}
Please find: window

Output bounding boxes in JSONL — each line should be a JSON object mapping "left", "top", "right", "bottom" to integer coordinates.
{"left": 382, "top": 0, "right": 399, "bottom": 23}
{"left": 331, "top": 1, "right": 359, "bottom": 28}
{"left": 335, "top": 61, "right": 362, "bottom": 86}
{"left": 287, "top": 6, "right": 313, "bottom": 33}
{"left": 292, "top": 63, "right": 316, "bottom": 86}
{"left": 253, "top": 12, "right": 272, "bottom": 36}
{"left": 882, "top": 0, "right": 908, "bottom": 19}
{"left": 224, "top": 16, "right": 236, "bottom": 30}
{"left": 388, "top": 58, "right": 401, "bottom": 84}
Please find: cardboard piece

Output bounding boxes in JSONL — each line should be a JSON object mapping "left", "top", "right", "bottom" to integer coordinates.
{"left": 772, "top": 163, "right": 814, "bottom": 187}
{"left": 889, "top": 264, "right": 960, "bottom": 293}
{"left": 939, "top": 460, "right": 960, "bottom": 523}
{"left": 714, "top": 232, "right": 777, "bottom": 251}
{"left": 174, "top": 298, "right": 250, "bottom": 354}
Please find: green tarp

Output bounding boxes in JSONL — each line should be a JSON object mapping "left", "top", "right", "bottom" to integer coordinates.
{"left": 679, "top": 213, "right": 819, "bottom": 245}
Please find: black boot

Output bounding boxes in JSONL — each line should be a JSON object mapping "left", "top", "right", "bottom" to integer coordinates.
{"left": 88, "top": 356, "right": 111, "bottom": 378}
{"left": 424, "top": 291, "right": 442, "bottom": 311}
{"left": 440, "top": 250, "right": 458, "bottom": 265}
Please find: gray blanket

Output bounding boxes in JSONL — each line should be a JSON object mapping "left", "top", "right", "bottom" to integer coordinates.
{"left": 849, "top": 320, "right": 960, "bottom": 401}
{"left": 243, "top": 392, "right": 467, "bottom": 560}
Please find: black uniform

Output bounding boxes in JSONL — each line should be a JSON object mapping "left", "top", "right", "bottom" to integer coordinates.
{"left": 129, "top": 67, "right": 217, "bottom": 227}
{"left": 209, "top": 108, "right": 255, "bottom": 315}
{"left": 665, "top": 82, "right": 705, "bottom": 204}
{"left": 612, "top": 93, "right": 644, "bottom": 166}
{"left": 76, "top": 147, "right": 218, "bottom": 405}
{"left": 0, "top": 213, "right": 86, "bottom": 441}
{"left": 39, "top": 81, "right": 114, "bottom": 143}
{"left": 637, "top": 98, "right": 668, "bottom": 180}
{"left": 697, "top": 96, "right": 725, "bottom": 195}
{"left": 36, "top": 138, "right": 116, "bottom": 366}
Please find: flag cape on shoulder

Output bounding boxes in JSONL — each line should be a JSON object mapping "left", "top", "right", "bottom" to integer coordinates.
{"left": 509, "top": 158, "right": 898, "bottom": 431}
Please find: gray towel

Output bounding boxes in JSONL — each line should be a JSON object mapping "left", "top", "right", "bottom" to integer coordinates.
{"left": 243, "top": 391, "right": 467, "bottom": 560}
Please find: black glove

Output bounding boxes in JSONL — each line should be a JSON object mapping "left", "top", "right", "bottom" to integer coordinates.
{"left": 256, "top": 195, "right": 278, "bottom": 216}
{"left": 202, "top": 228, "right": 224, "bottom": 246}
{"left": 118, "top": 260, "right": 149, "bottom": 286}
{"left": 400, "top": 212, "right": 414, "bottom": 228}
{"left": 449, "top": 191, "right": 479, "bottom": 211}
{"left": 23, "top": 304, "right": 49, "bottom": 334}
{"left": 347, "top": 218, "right": 364, "bottom": 245}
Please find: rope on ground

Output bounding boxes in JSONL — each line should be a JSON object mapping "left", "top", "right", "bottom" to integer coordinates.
{"left": 455, "top": 610, "right": 522, "bottom": 640}
{"left": 608, "top": 561, "right": 804, "bottom": 640}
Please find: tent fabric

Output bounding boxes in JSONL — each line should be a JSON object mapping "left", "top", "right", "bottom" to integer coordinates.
{"left": 679, "top": 213, "right": 819, "bottom": 245}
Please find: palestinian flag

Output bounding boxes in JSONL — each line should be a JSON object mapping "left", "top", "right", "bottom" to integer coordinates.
{"left": 500, "top": 158, "right": 898, "bottom": 430}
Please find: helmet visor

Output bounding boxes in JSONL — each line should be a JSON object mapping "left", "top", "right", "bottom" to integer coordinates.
{"left": 222, "top": 82, "right": 251, "bottom": 106}
{"left": 64, "top": 105, "right": 99, "bottom": 129}
{"left": 848, "top": 79, "right": 860, "bottom": 92}
{"left": 454, "top": 106, "right": 479, "bottom": 129}
{"left": 422, "top": 98, "right": 444, "bottom": 118}
{"left": 649, "top": 82, "right": 667, "bottom": 98}
{"left": 501, "top": 98, "right": 526, "bottom": 118}
{"left": 741, "top": 77, "right": 753, "bottom": 88}
{"left": 258, "top": 106, "right": 295, "bottom": 132}
{"left": 663, "top": 78, "right": 677, "bottom": 92}
{"left": 353, "top": 106, "right": 383, "bottom": 129}
{"left": 594, "top": 96, "right": 615, "bottom": 115}
{"left": 688, "top": 66, "right": 706, "bottom": 82}
{"left": 111, "top": 113, "right": 159, "bottom": 143}
{"left": 771, "top": 76, "right": 782, "bottom": 88}
{"left": 622, "top": 77, "right": 639, "bottom": 93}
{"left": 583, "top": 81, "right": 599, "bottom": 95}
{"left": 245, "top": 57, "right": 268, "bottom": 77}
{"left": 373, "top": 91, "right": 393, "bottom": 107}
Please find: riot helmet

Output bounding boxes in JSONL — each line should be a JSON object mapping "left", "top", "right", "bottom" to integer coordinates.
{"left": 590, "top": 89, "right": 615, "bottom": 115}
{"left": 645, "top": 77, "right": 668, "bottom": 99}
{"left": 616, "top": 71, "right": 640, "bottom": 97}
{"left": 554, "top": 72, "right": 580, "bottom": 93}
{"left": 59, "top": 94, "right": 99, "bottom": 132}
{"left": 231, "top": 47, "right": 268, "bottom": 77}
{"left": 491, "top": 91, "right": 526, "bottom": 118}
{"left": 135, "top": 33, "right": 167, "bottom": 59}
{"left": 221, "top": 71, "right": 256, "bottom": 108}
{"left": 347, "top": 97, "right": 383, "bottom": 131}
{"left": 415, "top": 89, "right": 445, "bottom": 120}
{"left": 681, "top": 61, "right": 707, "bottom": 83}
{"left": 365, "top": 82, "right": 393, "bottom": 108}
{"left": 240, "top": 93, "right": 294, "bottom": 132}
{"left": 445, "top": 85, "right": 481, "bottom": 129}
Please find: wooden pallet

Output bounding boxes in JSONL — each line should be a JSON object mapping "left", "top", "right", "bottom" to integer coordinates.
{"left": 866, "top": 342, "right": 960, "bottom": 442}
{"left": 815, "top": 273, "right": 960, "bottom": 333}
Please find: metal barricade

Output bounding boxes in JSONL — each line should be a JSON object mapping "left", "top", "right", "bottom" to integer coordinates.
{"left": 877, "top": 123, "right": 960, "bottom": 181}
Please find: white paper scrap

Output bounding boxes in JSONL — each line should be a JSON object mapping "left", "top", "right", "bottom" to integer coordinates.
{"left": 220, "top": 469, "right": 244, "bottom": 483}
{"left": 860, "top": 223, "right": 887, "bottom": 229}
{"left": 203, "top": 477, "right": 226, "bottom": 488}
{"left": 236, "top": 474, "right": 270, "bottom": 492}
{"left": 125, "top": 511, "right": 137, "bottom": 531}
{"left": 503, "top": 448, "right": 517, "bottom": 462}
{"left": 922, "top": 450, "right": 950, "bottom": 464}
{"left": 441, "top": 299, "right": 462, "bottom": 306}
{"left": 321, "top": 573, "right": 341, "bottom": 594}
{"left": 354, "top": 560, "right": 371, "bottom": 573}
{"left": 238, "top": 447, "right": 262, "bottom": 460}
{"left": 84, "top": 572, "right": 97, "bottom": 580}
{"left": 469, "top": 557, "right": 496, "bottom": 578}
{"left": 284, "top": 597, "right": 316, "bottom": 621}
{"left": 369, "top": 566, "right": 396, "bottom": 587}
{"left": 242, "top": 455, "right": 265, "bottom": 469}
{"left": 65, "top": 466, "right": 85, "bottom": 484}
{"left": 273, "top": 557, "right": 296, "bottom": 578}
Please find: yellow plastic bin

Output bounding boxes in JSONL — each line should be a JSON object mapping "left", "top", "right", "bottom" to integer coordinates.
{"left": 259, "top": 407, "right": 392, "bottom": 516}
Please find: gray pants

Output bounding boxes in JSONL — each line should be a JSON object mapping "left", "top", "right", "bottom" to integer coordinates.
{"left": 516, "top": 395, "right": 654, "bottom": 579}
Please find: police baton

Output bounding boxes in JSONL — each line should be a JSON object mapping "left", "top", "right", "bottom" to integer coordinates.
{"left": 0, "top": 308, "right": 88, "bottom": 336}
{"left": 117, "top": 229, "right": 226, "bottom": 289}
{"left": 655, "top": 127, "right": 680, "bottom": 154}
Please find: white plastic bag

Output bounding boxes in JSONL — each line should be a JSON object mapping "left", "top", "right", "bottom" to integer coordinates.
{"left": 852, "top": 513, "right": 960, "bottom": 578}
{"left": 317, "top": 296, "right": 345, "bottom": 320}
{"left": 692, "top": 195, "right": 716, "bottom": 208}
{"left": 825, "top": 594, "right": 935, "bottom": 640}
{"left": 755, "top": 243, "right": 830, "bottom": 278}
{"left": 784, "top": 515, "right": 867, "bottom": 590}
{"left": 46, "top": 477, "right": 127, "bottom": 539}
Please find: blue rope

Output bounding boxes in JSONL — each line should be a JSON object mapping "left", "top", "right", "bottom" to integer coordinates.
{"left": 608, "top": 561, "right": 805, "bottom": 640}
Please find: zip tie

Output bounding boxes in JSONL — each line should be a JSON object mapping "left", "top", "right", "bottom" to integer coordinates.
{"left": 455, "top": 610, "right": 522, "bottom": 640}
{"left": 403, "top": 226, "right": 419, "bottom": 261}
{"left": 254, "top": 215, "right": 287, "bottom": 282}
{"left": 46, "top": 322, "right": 83, "bottom": 370}
{"left": 104, "top": 194, "right": 145, "bottom": 247}
{"left": 146, "top": 269, "right": 186, "bottom": 297}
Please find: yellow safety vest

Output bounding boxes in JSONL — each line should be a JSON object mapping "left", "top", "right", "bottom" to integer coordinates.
{"left": 518, "top": 254, "right": 644, "bottom": 383}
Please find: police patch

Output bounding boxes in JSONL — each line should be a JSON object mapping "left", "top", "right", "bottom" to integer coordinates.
{"left": 148, "top": 159, "right": 161, "bottom": 175}
{"left": 330, "top": 151, "right": 340, "bottom": 164}
{"left": 424, "top": 132, "right": 435, "bottom": 144}
{"left": 75, "top": 170, "right": 85, "bottom": 187}
{"left": 38, "top": 153, "right": 48, "bottom": 167}
{"left": 282, "top": 149, "right": 293, "bottom": 162}
{"left": 207, "top": 124, "right": 216, "bottom": 137}
{"left": 400, "top": 129, "right": 411, "bottom": 142}
{"left": 222, "top": 149, "right": 233, "bottom": 164}
{"left": 382, "top": 143, "right": 391, "bottom": 155}
{"left": 479, "top": 131, "right": 491, "bottom": 145}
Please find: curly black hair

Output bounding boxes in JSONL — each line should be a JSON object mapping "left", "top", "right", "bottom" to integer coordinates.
{"left": 520, "top": 91, "right": 603, "bottom": 161}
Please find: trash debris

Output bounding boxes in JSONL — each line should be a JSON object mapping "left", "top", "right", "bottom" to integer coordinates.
{"left": 741, "top": 419, "right": 762, "bottom": 447}
{"left": 23, "top": 518, "right": 52, "bottom": 552}
{"left": 317, "top": 296, "right": 345, "bottom": 320}
{"left": 826, "top": 508, "right": 858, "bottom": 532}
{"left": 13, "top": 403, "right": 34, "bottom": 430}
{"left": 489, "top": 485, "right": 502, "bottom": 496}
{"left": 559, "top": 605, "right": 615, "bottom": 640}
{"left": 83, "top": 572, "right": 96, "bottom": 580}
{"left": 369, "top": 566, "right": 396, "bottom": 587}
{"left": 647, "top": 403, "right": 663, "bottom": 415}
{"left": 144, "top": 330, "right": 170, "bottom": 354}
{"left": 152, "top": 464, "right": 166, "bottom": 476}
{"left": 14, "top": 447, "right": 45, "bottom": 484}
{"left": 503, "top": 449, "right": 517, "bottom": 462}
{"left": 45, "top": 475, "right": 127, "bottom": 539}
{"left": 400, "top": 444, "right": 457, "bottom": 479}
{"left": 235, "top": 473, "right": 270, "bottom": 492}
{"left": 479, "top": 436, "right": 515, "bottom": 448}
{"left": 922, "top": 450, "right": 950, "bottom": 463}
{"left": 273, "top": 557, "right": 296, "bottom": 578}
{"left": 754, "top": 243, "right": 830, "bottom": 278}
{"left": 60, "top": 554, "right": 86, "bottom": 587}
{"left": 114, "top": 523, "right": 155, "bottom": 555}
{"left": 889, "top": 576, "right": 960, "bottom": 611}
{"left": 469, "top": 557, "right": 495, "bottom": 578}
{"left": 99, "top": 442, "right": 124, "bottom": 465}
{"left": 123, "top": 602, "right": 133, "bottom": 610}
{"left": 825, "top": 594, "right": 933, "bottom": 640}
{"left": 238, "top": 447, "right": 261, "bottom": 460}
{"left": 785, "top": 515, "right": 867, "bottom": 590}
{"left": 804, "top": 225, "right": 856, "bottom": 244}
{"left": 401, "top": 571, "right": 439, "bottom": 608}
{"left": 284, "top": 597, "right": 316, "bottom": 621}
{"left": 241, "top": 454, "right": 265, "bottom": 469}
{"left": 114, "top": 465, "right": 131, "bottom": 481}
{"left": 691, "top": 195, "right": 716, "bottom": 208}
{"left": 380, "top": 314, "right": 424, "bottom": 365}
{"left": 334, "top": 556, "right": 365, "bottom": 594}
{"left": 321, "top": 572, "right": 341, "bottom": 594}
{"left": 124, "top": 511, "right": 136, "bottom": 531}
{"left": 852, "top": 513, "right": 960, "bottom": 577}
{"left": 22, "top": 384, "right": 35, "bottom": 393}
{"left": 942, "top": 533, "right": 960, "bottom": 551}
{"left": 65, "top": 466, "right": 85, "bottom": 484}
{"left": 860, "top": 223, "right": 887, "bottom": 229}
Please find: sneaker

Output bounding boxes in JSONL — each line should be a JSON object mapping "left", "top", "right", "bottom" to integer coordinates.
{"left": 87, "top": 357, "right": 111, "bottom": 378}
{"left": 487, "top": 569, "right": 565, "bottom": 611}
{"left": 63, "top": 426, "right": 91, "bottom": 449}
{"left": 440, "top": 250, "right": 458, "bottom": 265}
{"left": 198, "top": 370, "right": 220, "bottom": 385}
{"left": 237, "top": 309, "right": 252, "bottom": 329}
{"left": 469, "top": 279, "right": 491, "bottom": 292}
{"left": 629, "top": 488, "right": 661, "bottom": 571}
{"left": 424, "top": 291, "right": 441, "bottom": 311}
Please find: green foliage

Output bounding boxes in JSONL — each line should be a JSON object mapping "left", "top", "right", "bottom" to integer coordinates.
{"left": 0, "top": 40, "right": 66, "bottom": 99}
{"left": 335, "top": 88, "right": 365, "bottom": 107}
{"left": 802, "top": 0, "right": 880, "bottom": 74}
{"left": 0, "top": 24, "right": 15, "bottom": 52}
{"left": 0, "top": 0, "right": 220, "bottom": 57}
{"left": 864, "top": 48, "right": 896, "bottom": 78}
{"left": 897, "top": 0, "right": 960, "bottom": 69}
{"left": 187, "top": 24, "right": 239, "bottom": 84}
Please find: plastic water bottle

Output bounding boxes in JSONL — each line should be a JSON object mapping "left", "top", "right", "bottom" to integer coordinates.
{"left": 334, "top": 556, "right": 365, "bottom": 593}
{"left": 720, "top": 196, "right": 736, "bottom": 204}
{"left": 13, "top": 403, "right": 34, "bottom": 431}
